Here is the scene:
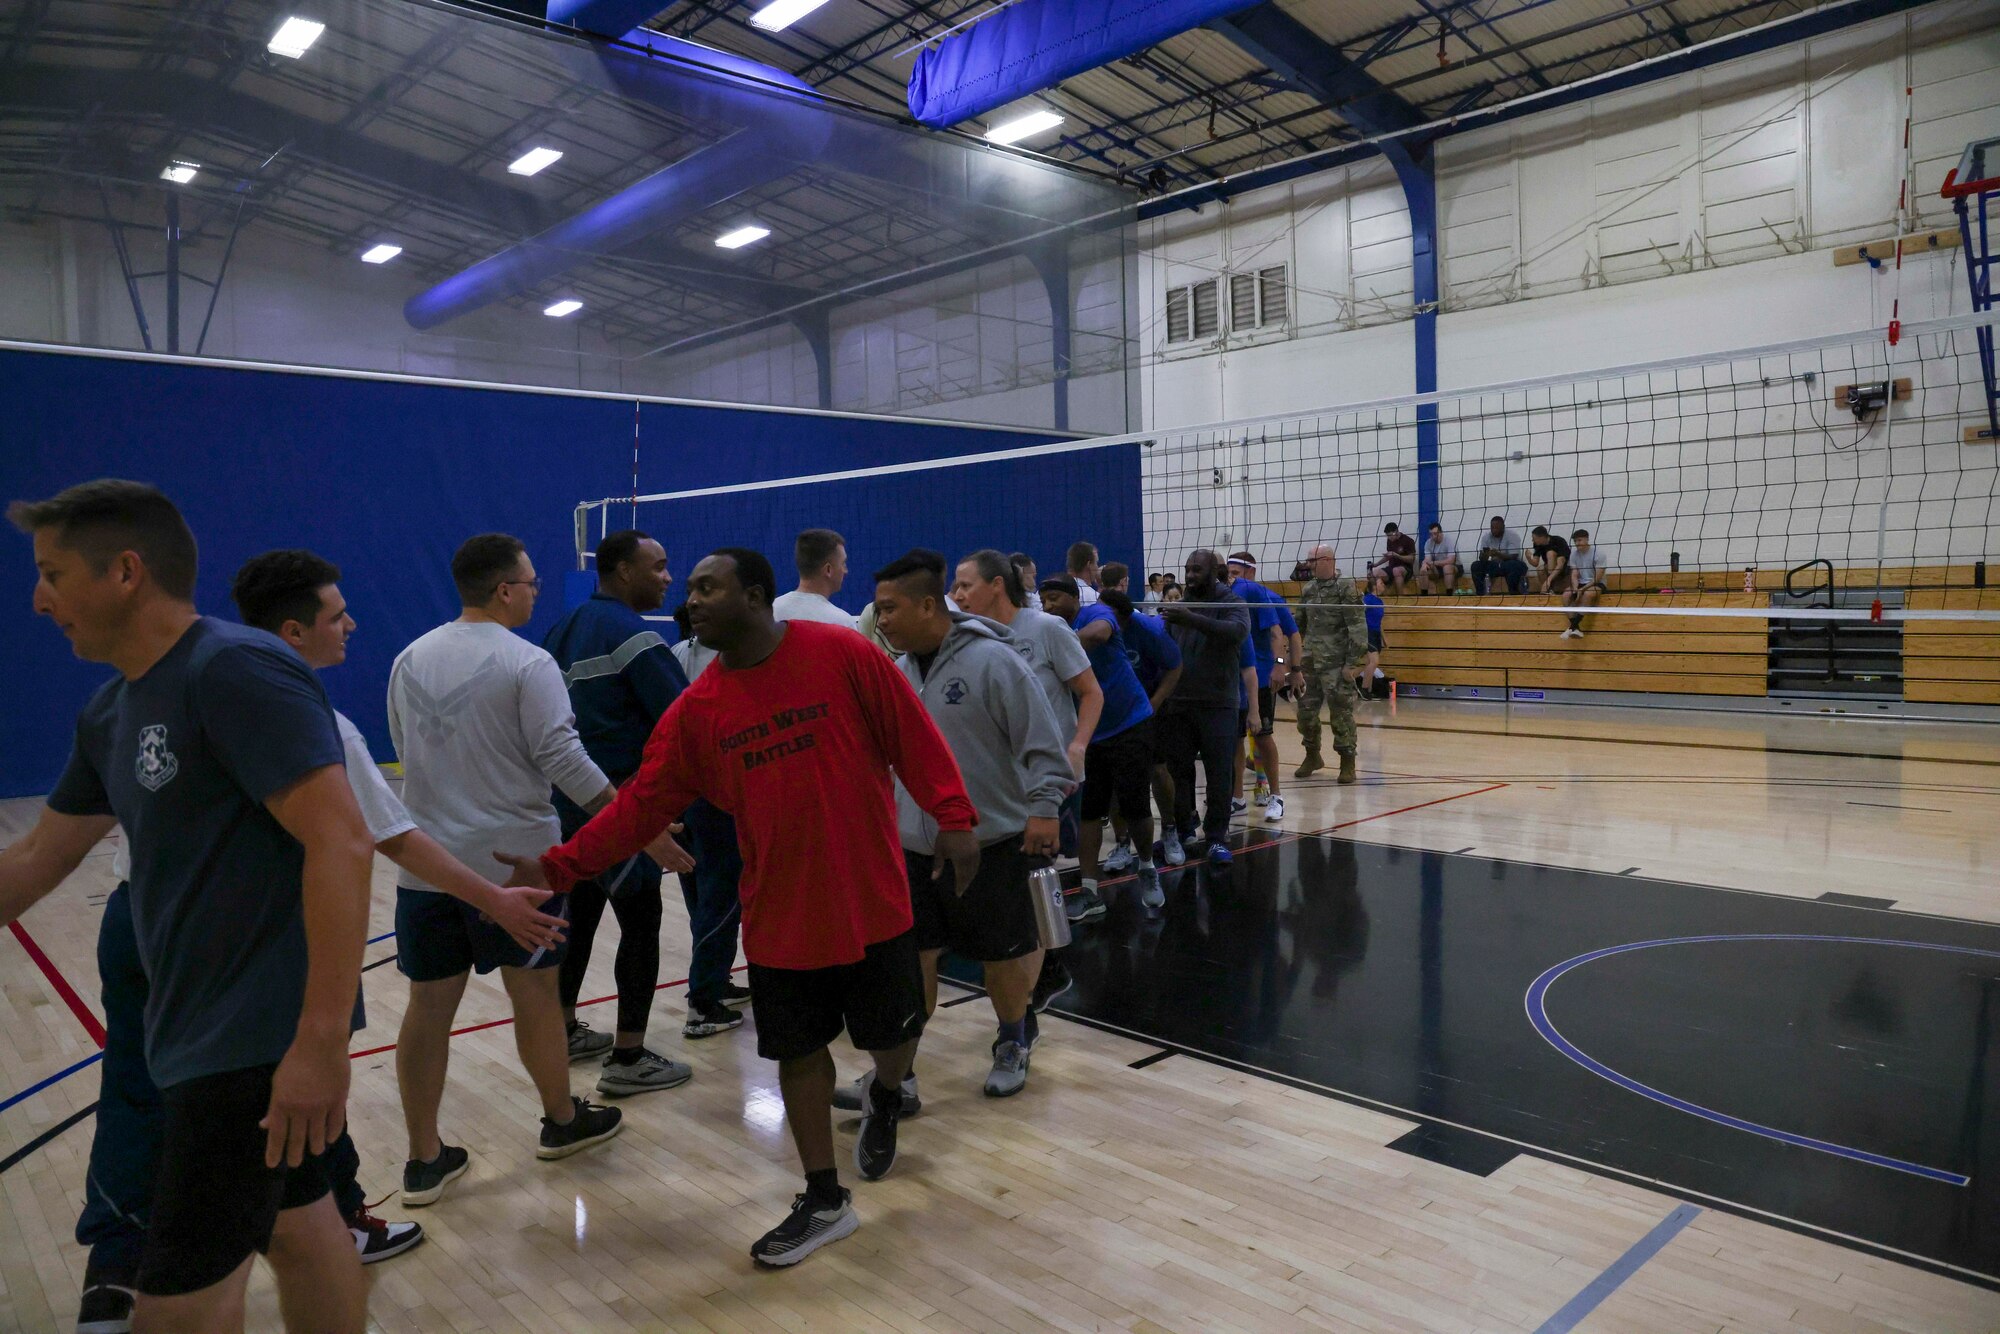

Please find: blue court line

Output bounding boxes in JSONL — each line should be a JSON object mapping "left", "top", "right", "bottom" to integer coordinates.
{"left": 1526, "top": 934, "right": 2000, "bottom": 1185}
{"left": 1532, "top": 1203, "right": 1701, "bottom": 1333}
{"left": 0, "top": 1051, "right": 103, "bottom": 1116}
{"left": 367, "top": 929, "right": 395, "bottom": 945}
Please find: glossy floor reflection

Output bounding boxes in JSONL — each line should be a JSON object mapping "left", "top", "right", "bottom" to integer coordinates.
{"left": 950, "top": 835, "right": 2000, "bottom": 1284}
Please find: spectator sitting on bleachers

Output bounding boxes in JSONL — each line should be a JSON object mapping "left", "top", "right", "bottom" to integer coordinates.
{"left": 1470, "top": 516, "right": 1528, "bottom": 594}
{"left": 1418, "top": 522, "right": 1458, "bottom": 595}
{"left": 1369, "top": 523, "right": 1415, "bottom": 591}
{"left": 1562, "top": 530, "right": 1608, "bottom": 639}
{"left": 1530, "top": 526, "right": 1572, "bottom": 595}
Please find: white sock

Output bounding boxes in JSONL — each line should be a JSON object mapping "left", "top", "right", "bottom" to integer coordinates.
{"left": 1136, "top": 855, "right": 1155, "bottom": 870}
{"left": 1082, "top": 877, "right": 1099, "bottom": 892}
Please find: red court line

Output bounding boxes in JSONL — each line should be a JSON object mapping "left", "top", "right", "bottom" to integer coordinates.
{"left": 7, "top": 921, "right": 106, "bottom": 1048}
{"left": 1095, "top": 782, "right": 1510, "bottom": 889}
{"left": 348, "top": 963, "right": 750, "bottom": 1060}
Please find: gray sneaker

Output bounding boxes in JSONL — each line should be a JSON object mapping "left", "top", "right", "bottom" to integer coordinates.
{"left": 1136, "top": 865, "right": 1165, "bottom": 909}
{"left": 566, "top": 1020, "right": 613, "bottom": 1063}
{"left": 984, "top": 1039, "right": 1030, "bottom": 1097}
{"left": 1102, "top": 842, "right": 1137, "bottom": 873}
{"left": 831, "top": 1070, "right": 921, "bottom": 1116}
{"left": 595, "top": 1048, "right": 694, "bottom": 1098}
{"left": 1161, "top": 829, "right": 1186, "bottom": 866}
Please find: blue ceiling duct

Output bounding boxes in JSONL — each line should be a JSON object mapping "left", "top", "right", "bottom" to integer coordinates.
{"left": 407, "top": 21, "right": 1127, "bottom": 331}
{"left": 404, "top": 29, "right": 831, "bottom": 330}
{"left": 907, "top": 0, "right": 1260, "bottom": 129}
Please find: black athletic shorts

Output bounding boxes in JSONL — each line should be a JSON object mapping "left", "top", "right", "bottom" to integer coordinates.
{"left": 905, "top": 844, "right": 1047, "bottom": 963}
{"left": 1253, "top": 686, "right": 1276, "bottom": 738}
{"left": 1081, "top": 718, "right": 1157, "bottom": 822}
{"left": 396, "top": 884, "right": 566, "bottom": 981}
{"left": 1366, "top": 628, "right": 1385, "bottom": 654}
{"left": 139, "top": 1064, "right": 333, "bottom": 1297}
{"left": 748, "top": 928, "right": 927, "bottom": 1062}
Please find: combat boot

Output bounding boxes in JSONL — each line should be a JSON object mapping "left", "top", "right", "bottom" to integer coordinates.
{"left": 1337, "top": 749, "right": 1357, "bottom": 785}
{"left": 1294, "top": 748, "right": 1323, "bottom": 778}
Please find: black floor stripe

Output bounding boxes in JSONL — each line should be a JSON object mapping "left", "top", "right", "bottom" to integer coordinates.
{"left": 0, "top": 1102, "right": 98, "bottom": 1176}
{"left": 1388, "top": 1122, "right": 1519, "bottom": 1177}
{"left": 1618, "top": 866, "right": 1642, "bottom": 875}
{"left": 1817, "top": 891, "right": 1898, "bottom": 909}
{"left": 1847, "top": 800, "right": 1952, "bottom": 813}
{"left": 1128, "top": 1049, "right": 1177, "bottom": 1070}
{"left": 361, "top": 954, "right": 398, "bottom": 973}
{"left": 939, "top": 991, "right": 988, "bottom": 1008}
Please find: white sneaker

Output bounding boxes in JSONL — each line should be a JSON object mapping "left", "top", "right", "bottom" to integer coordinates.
{"left": 1252, "top": 791, "right": 1270, "bottom": 807}
{"left": 1560, "top": 628, "right": 1583, "bottom": 639}
{"left": 1161, "top": 829, "right": 1187, "bottom": 866}
{"left": 1263, "top": 795, "right": 1285, "bottom": 823}
{"left": 1230, "top": 798, "right": 1248, "bottom": 815}
{"left": 1102, "top": 842, "right": 1137, "bottom": 873}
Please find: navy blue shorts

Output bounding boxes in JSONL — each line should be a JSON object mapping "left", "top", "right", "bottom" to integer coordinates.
{"left": 395, "top": 886, "right": 567, "bottom": 981}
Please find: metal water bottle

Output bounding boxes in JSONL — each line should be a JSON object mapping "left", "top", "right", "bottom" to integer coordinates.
{"left": 1027, "top": 865, "right": 1072, "bottom": 950}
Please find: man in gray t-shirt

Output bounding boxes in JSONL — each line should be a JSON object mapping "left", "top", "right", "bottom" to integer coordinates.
{"left": 386, "top": 533, "right": 626, "bottom": 1205}
{"left": 1562, "top": 529, "right": 1609, "bottom": 638}
{"left": 949, "top": 549, "right": 1102, "bottom": 775}
{"left": 1470, "top": 516, "right": 1529, "bottom": 595}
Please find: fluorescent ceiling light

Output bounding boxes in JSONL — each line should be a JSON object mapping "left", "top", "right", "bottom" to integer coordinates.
{"left": 714, "top": 224, "right": 772, "bottom": 250}
{"left": 544, "top": 299, "right": 583, "bottom": 317}
{"left": 160, "top": 160, "right": 199, "bottom": 184}
{"left": 750, "top": 0, "right": 831, "bottom": 31}
{"left": 508, "top": 147, "right": 563, "bottom": 176}
{"left": 360, "top": 243, "right": 402, "bottom": 264}
{"left": 984, "top": 109, "right": 1064, "bottom": 146}
{"left": 267, "top": 17, "right": 325, "bottom": 58}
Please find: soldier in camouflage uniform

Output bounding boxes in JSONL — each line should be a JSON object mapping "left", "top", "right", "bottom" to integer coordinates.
{"left": 1292, "top": 544, "right": 1367, "bottom": 784}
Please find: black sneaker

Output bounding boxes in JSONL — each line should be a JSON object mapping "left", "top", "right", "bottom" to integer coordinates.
{"left": 750, "top": 1189, "right": 858, "bottom": 1267}
{"left": 1064, "top": 886, "right": 1107, "bottom": 924}
{"left": 537, "top": 1096, "right": 623, "bottom": 1160}
{"left": 831, "top": 1069, "right": 921, "bottom": 1116}
{"left": 683, "top": 999, "right": 744, "bottom": 1039}
{"left": 854, "top": 1076, "right": 902, "bottom": 1181}
{"left": 400, "top": 1143, "right": 470, "bottom": 1207}
{"left": 1031, "top": 958, "right": 1073, "bottom": 1014}
{"left": 76, "top": 1268, "right": 135, "bottom": 1334}
{"left": 719, "top": 981, "right": 752, "bottom": 1003}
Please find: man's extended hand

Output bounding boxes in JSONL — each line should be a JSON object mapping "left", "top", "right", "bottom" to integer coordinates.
{"left": 931, "top": 828, "right": 982, "bottom": 897}
{"left": 1065, "top": 739, "right": 1088, "bottom": 779}
{"left": 483, "top": 884, "right": 565, "bottom": 954}
{"left": 494, "top": 851, "right": 551, "bottom": 890}
{"left": 646, "top": 822, "right": 694, "bottom": 873}
{"left": 1020, "top": 816, "right": 1060, "bottom": 858}
{"left": 261, "top": 1031, "right": 349, "bottom": 1168}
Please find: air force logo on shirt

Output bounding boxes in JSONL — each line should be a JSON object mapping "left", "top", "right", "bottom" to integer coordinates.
{"left": 135, "top": 724, "right": 179, "bottom": 791}
{"left": 943, "top": 678, "right": 968, "bottom": 705}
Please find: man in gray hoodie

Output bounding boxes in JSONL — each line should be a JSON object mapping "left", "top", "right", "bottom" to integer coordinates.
{"left": 843, "top": 548, "right": 1072, "bottom": 1102}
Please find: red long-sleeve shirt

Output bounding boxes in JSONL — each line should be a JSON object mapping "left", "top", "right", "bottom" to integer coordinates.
{"left": 540, "top": 620, "right": 976, "bottom": 970}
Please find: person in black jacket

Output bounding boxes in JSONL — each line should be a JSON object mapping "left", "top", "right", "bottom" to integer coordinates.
{"left": 1157, "top": 550, "right": 1251, "bottom": 866}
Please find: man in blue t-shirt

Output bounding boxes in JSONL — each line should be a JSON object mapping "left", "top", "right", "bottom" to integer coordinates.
{"left": 1041, "top": 578, "right": 1163, "bottom": 913}
{"left": 1100, "top": 591, "right": 1184, "bottom": 866}
{"left": 2, "top": 480, "right": 373, "bottom": 1332}
{"left": 1226, "top": 552, "right": 1302, "bottom": 824}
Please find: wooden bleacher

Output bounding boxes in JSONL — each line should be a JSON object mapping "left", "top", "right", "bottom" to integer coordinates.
{"left": 1266, "top": 567, "right": 2000, "bottom": 704}
{"left": 1904, "top": 589, "right": 2000, "bottom": 706}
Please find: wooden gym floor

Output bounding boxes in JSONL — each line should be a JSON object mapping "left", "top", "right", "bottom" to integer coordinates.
{"left": 5, "top": 698, "right": 2000, "bottom": 1332}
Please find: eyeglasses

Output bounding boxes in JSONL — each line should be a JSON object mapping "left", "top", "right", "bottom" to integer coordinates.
{"left": 499, "top": 577, "right": 543, "bottom": 593}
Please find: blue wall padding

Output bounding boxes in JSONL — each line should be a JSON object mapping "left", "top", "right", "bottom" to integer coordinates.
{"left": 907, "top": 0, "right": 1261, "bottom": 128}
{"left": 0, "top": 349, "right": 1131, "bottom": 798}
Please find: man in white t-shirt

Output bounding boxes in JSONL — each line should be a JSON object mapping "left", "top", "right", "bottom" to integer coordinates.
{"left": 226, "top": 550, "right": 571, "bottom": 1258}
{"left": 387, "top": 534, "right": 638, "bottom": 1205}
{"left": 772, "top": 528, "right": 859, "bottom": 629}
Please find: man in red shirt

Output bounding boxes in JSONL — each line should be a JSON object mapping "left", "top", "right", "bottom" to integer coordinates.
{"left": 501, "top": 547, "right": 978, "bottom": 1268}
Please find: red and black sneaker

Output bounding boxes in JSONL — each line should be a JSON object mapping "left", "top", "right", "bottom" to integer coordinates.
{"left": 347, "top": 1209, "right": 426, "bottom": 1264}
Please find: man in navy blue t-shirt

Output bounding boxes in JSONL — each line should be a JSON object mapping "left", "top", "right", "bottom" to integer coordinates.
{"left": 1226, "top": 552, "right": 1301, "bottom": 824}
{"left": 1042, "top": 577, "right": 1164, "bottom": 914}
{"left": 2, "top": 480, "right": 374, "bottom": 1332}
